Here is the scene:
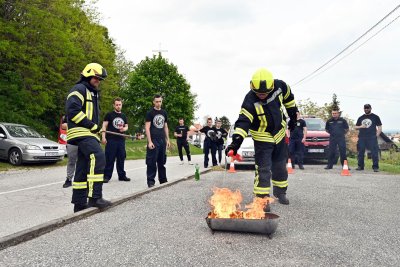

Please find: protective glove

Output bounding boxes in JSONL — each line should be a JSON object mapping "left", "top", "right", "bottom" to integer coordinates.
{"left": 90, "top": 124, "right": 101, "bottom": 134}
{"left": 225, "top": 134, "right": 244, "bottom": 156}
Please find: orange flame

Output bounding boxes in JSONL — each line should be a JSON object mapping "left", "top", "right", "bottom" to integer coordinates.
{"left": 208, "top": 187, "right": 274, "bottom": 219}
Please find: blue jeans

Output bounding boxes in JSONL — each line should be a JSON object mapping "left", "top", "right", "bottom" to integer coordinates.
{"left": 357, "top": 137, "right": 379, "bottom": 169}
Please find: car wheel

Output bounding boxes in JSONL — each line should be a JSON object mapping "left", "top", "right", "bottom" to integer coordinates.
{"left": 8, "top": 148, "right": 23, "bottom": 166}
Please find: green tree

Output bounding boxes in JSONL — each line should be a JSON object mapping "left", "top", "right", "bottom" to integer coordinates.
{"left": 219, "top": 116, "right": 231, "bottom": 130}
{"left": 0, "top": 0, "right": 126, "bottom": 137}
{"left": 121, "top": 54, "right": 198, "bottom": 134}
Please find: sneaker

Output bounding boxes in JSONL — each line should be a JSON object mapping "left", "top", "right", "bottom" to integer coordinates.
{"left": 119, "top": 177, "right": 131, "bottom": 182}
{"left": 179, "top": 161, "right": 184, "bottom": 165}
{"left": 298, "top": 164, "right": 304, "bottom": 170}
{"left": 62, "top": 179, "right": 72, "bottom": 188}
{"left": 356, "top": 167, "right": 364, "bottom": 171}
{"left": 148, "top": 184, "right": 155, "bottom": 188}
{"left": 373, "top": 168, "right": 379, "bottom": 172}
{"left": 324, "top": 166, "right": 333, "bottom": 170}
{"left": 188, "top": 161, "right": 194, "bottom": 165}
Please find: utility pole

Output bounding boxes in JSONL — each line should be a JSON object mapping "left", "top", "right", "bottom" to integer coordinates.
{"left": 152, "top": 42, "right": 168, "bottom": 56}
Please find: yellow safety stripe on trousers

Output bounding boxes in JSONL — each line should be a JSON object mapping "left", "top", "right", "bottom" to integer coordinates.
{"left": 88, "top": 180, "right": 94, "bottom": 197}
{"left": 253, "top": 186, "right": 271, "bottom": 195}
{"left": 253, "top": 165, "right": 271, "bottom": 195}
{"left": 67, "top": 91, "right": 84, "bottom": 105}
{"left": 283, "top": 99, "right": 296, "bottom": 108}
{"left": 67, "top": 127, "right": 100, "bottom": 141}
{"left": 89, "top": 154, "right": 95, "bottom": 176}
{"left": 233, "top": 127, "right": 247, "bottom": 139}
{"left": 254, "top": 102, "right": 267, "bottom": 132}
{"left": 87, "top": 174, "right": 103, "bottom": 181}
{"left": 72, "top": 181, "right": 87, "bottom": 189}
{"left": 272, "top": 180, "right": 288, "bottom": 188}
{"left": 239, "top": 108, "right": 253, "bottom": 123}
{"left": 284, "top": 85, "right": 291, "bottom": 100}
{"left": 85, "top": 89, "right": 93, "bottom": 120}
{"left": 71, "top": 111, "right": 86, "bottom": 124}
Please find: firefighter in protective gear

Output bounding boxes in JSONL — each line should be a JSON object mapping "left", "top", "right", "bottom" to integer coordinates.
{"left": 226, "top": 68, "right": 298, "bottom": 206}
{"left": 66, "top": 63, "right": 111, "bottom": 212}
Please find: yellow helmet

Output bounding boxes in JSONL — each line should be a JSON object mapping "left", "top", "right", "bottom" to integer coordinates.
{"left": 250, "top": 68, "right": 274, "bottom": 93}
{"left": 81, "top": 63, "right": 107, "bottom": 80}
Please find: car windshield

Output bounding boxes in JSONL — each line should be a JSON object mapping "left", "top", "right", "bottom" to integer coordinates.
{"left": 4, "top": 125, "right": 42, "bottom": 138}
{"left": 304, "top": 118, "right": 326, "bottom": 131}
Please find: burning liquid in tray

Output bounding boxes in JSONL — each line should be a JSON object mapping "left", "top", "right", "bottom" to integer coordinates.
{"left": 208, "top": 187, "right": 274, "bottom": 219}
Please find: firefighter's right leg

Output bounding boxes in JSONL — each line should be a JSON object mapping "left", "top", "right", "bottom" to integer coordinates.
{"left": 78, "top": 138, "right": 111, "bottom": 210}
{"left": 253, "top": 141, "right": 274, "bottom": 197}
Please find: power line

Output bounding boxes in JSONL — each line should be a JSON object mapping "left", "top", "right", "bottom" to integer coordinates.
{"left": 293, "top": 4, "right": 400, "bottom": 86}
{"left": 294, "top": 12, "right": 400, "bottom": 86}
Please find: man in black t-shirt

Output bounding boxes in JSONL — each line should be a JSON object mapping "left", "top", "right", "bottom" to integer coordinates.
{"left": 145, "top": 94, "right": 170, "bottom": 188}
{"left": 214, "top": 120, "right": 228, "bottom": 164}
{"left": 355, "top": 104, "right": 382, "bottom": 172}
{"left": 174, "top": 118, "right": 193, "bottom": 165}
{"left": 102, "top": 97, "right": 130, "bottom": 182}
{"left": 288, "top": 113, "right": 307, "bottom": 169}
{"left": 199, "top": 117, "right": 218, "bottom": 168}
{"left": 325, "top": 108, "right": 349, "bottom": 169}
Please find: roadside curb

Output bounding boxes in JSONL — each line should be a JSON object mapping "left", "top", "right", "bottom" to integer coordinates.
{"left": 0, "top": 169, "right": 212, "bottom": 251}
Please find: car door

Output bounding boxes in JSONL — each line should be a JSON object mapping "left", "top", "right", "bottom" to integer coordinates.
{"left": 0, "top": 125, "right": 8, "bottom": 159}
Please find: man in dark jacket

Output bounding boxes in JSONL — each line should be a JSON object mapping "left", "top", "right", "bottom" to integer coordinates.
{"left": 288, "top": 113, "right": 307, "bottom": 169}
{"left": 325, "top": 108, "right": 349, "bottom": 169}
{"left": 66, "top": 63, "right": 111, "bottom": 212}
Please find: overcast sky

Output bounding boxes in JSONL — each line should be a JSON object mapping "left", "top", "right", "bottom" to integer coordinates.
{"left": 96, "top": 0, "right": 400, "bottom": 131}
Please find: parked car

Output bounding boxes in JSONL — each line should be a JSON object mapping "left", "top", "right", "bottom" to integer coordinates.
{"left": 302, "top": 117, "right": 331, "bottom": 160}
{"left": 0, "top": 122, "right": 65, "bottom": 166}
{"left": 225, "top": 125, "right": 255, "bottom": 167}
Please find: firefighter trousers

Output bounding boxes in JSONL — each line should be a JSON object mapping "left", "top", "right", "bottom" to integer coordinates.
{"left": 253, "top": 139, "right": 288, "bottom": 197}
{"left": 70, "top": 137, "right": 105, "bottom": 205}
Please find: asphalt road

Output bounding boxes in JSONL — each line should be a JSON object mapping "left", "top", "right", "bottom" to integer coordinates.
{"left": 0, "top": 164, "right": 399, "bottom": 266}
{"left": 0, "top": 155, "right": 206, "bottom": 238}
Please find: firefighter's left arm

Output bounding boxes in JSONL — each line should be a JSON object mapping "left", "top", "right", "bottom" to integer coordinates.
{"left": 282, "top": 83, "right": 298, "bottom": 122}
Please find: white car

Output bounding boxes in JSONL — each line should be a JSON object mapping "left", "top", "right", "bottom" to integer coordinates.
{"left": 0, "top": 123, "right": 66, "bottom": 166}
{"left": 224, "top": 125, "right": 255, "bottom": 167}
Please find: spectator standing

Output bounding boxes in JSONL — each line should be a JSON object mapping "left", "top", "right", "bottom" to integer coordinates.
{"left": 61, "top": 115, "right": 78, "bottom": 188}
{"left": 174, "top": 118, "right": 193, "bottom": 165}
{"left": 355, "top": 104, "right": 382, "bottom": 172}
{"left": 199, "top": 118, "right": 218, "bottom": 168}
{"left": 324, "top": 108, "right": 349, "bottom": 169}
{"left": 145, "top": 94, "right": 171, "bottom": 188}
{"left": 214, "top": 120, "right": 228, "bottom": 165}
{"left": 288, "top": 113, "right": 307, "bottom": 170}
{"left": 102, "top": 97, "right": 130, "bottom": 182}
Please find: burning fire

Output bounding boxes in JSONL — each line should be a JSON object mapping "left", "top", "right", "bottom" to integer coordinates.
{"left": 208, "top": 187, "right": 274, "bottom": 219}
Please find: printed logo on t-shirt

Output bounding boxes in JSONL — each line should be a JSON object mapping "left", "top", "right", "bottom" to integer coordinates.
{"left": 153, "top": 114, "right": 165, "bottom": 129}
{"left": 362, "top": 119, "right": 372, "bottom": 128}
{"left": 112, "top": 117, "right": 125, "bottom": 129}
{"left": 216, "top": 131, "right": 222, "bottom": 139}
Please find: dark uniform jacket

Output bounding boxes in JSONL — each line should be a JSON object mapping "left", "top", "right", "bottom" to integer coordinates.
{"left": 66, "top": 80, "right": 100, "bottom": 142}
{"left": 233, "top": 79, "right": 297, "bottom": 144}
{"left": 326, "top": 117, "right": 349, "bottom": 139}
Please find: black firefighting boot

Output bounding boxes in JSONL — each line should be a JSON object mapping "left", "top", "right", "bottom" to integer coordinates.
{"left": 273, "top": 193, "right": 290, "bottom": 205}
{"left": 74, "top": 203, "right": 89, "bottom": 213}
{"left": 88, "top": 197, "right": 112, "bottom": 209}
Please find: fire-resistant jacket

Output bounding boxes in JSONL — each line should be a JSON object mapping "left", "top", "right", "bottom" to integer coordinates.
{"left": 66, "top": 80, "right": 100, "bottom": 141}
{"left": 233, "top": 79, "right": 297, "bottom": 144}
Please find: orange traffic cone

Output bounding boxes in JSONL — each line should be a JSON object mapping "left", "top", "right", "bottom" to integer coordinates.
{"left": 287, "top": 158, "right": 294, "bottom": 174}
{"left": 228, "top": 158, "right": 236, "bottom": 173}
{"left": 341, "top": 160, "right": 351, "bottom": 176}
